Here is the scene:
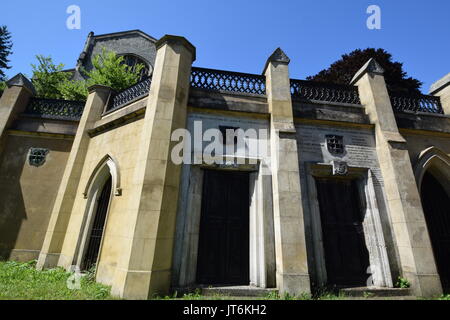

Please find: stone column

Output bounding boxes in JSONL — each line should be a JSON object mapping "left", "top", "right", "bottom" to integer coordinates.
{"left": 263, "top": 48, "right": 310, "bottom": 296}
{"left": 111, "top": 35, "right": 195, "bottom": 299}
{"left": 430, "top": 73, "right": 450, "bottom": 115}
{"left": 351, "top": 59, "right": 442, "bottom": 297}
{"left": 0, "top": 74, "right": 35, "bottom": 153}
{"left": 37, "top": 85, "right": 111, "bottom": 269}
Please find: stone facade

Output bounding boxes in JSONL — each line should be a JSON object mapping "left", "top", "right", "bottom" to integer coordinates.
{"left": 0, "top": 30, "right": 449, "bottom": 299}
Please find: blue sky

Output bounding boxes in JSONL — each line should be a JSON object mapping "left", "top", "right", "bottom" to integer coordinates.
{"left": 1, "top": 0, "right": 449, "bottom": 93}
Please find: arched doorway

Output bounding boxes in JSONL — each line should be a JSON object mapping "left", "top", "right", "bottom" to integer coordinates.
{"left": 81, "top": 175, "right": 112, "bottom": 271}
{"left": 421, "top": 171, "right": 450, "bottom": 293}
{"left": 74, "top": 155, "right": 121, "bottom": 272}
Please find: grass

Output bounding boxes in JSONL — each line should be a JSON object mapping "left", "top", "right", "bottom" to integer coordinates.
{"left": 2, "top": 260, "right": 448, "bottom": 301}
{"left": 0, "top": 260, "right": 114, "bottom": 300}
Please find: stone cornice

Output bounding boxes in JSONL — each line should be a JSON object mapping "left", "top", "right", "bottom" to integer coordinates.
{"left": 156, "top": 35, "right": 196, "bottom": 62}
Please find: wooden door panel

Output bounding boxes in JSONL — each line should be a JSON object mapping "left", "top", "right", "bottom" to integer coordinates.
{"left": 197, "top": 170, "right": 250, "bottom": 285}
{"left": 316, "top": 178, "right": 370, "bottom": 287}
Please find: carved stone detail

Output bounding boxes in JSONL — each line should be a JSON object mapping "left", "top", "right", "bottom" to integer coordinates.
{"left": 29, "top": 148, "right": 49, "bottom": 167}
{"left": 332, "top": 160, "right": 349, "bottom": 176}
{"left": 326, "top": 135, "right": 345, "bottom": 155}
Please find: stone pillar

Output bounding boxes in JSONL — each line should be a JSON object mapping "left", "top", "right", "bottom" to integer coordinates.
{"left": 351, "top": 59, "right": 442, "bottom": 297}
{"left": 0, "top": 74, "right": 35, "bottom": 153}
{"left": 430, "top": 72, "right": 450, "bottom": 115}
{"left": 263, "top": 48, "right": 310, "bottom": 296}
{"left": 111, "top": 35, "right": 195, "bottom": 299}
{"left": 37, "top": 85, "right": 111, "bottom": 269}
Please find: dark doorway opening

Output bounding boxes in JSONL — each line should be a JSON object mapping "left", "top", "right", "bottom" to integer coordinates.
{"left": 82, "top": 175, "right": 112, "bottom": 271}
{"left": 421, "top": 171, "right": 450, "bottom": 293}
{"left": 196, "top": 170, "right": 250, "bottom": 286}
{"left": 315, "top": 178, "right": 370, "bottom": 288}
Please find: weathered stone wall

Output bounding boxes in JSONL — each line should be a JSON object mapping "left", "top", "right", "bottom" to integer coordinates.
{"left": 57, "top": 100, "right": 146, "bottom": 286}
{"left": 172, "top": 110, "right": 273, "bottom": 289}
{"left": 0, "top": 134, "right": 72, "bottom": 261}
{"left": 1, "top": 33, "right": 449, "bottom": 299}
{"left": 296, "top": 121, "right": 398, "bottom": 288}
{"left": 402, "top": 132, "right": 450, "bottom": 167}
{"left": 83, "top": 32, "right": 157, "bottom": 73}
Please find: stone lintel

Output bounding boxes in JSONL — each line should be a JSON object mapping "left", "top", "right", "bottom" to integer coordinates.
{"left": 156, "top": 34, "right": 196, "bottom": 62}
{"left": 262, "top": 47, "right": 290, "bottom": 75}
{"left": 429, "top": 72, "right": 450, "bottom": 95}
{"left": 6, "top": 73, "right": 36, "bottom": 95}
{"left": 350, "top": 58, "right": 385, "bottom": 85}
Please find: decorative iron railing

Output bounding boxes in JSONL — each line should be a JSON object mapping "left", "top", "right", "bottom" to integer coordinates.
{"left": 106, "top": 76, "right": 152, "bottom": 113}
{"left": 25, "top": 98, "right": 85, "bottom": 120}
{"left": 290, "top": 79, "right": 361, "bottom": 104}
{"left": 190, "top": 67, "right": 266, "bottom": 95}
{"left": 389, "top": 93, "right": 444, "bottom": 114}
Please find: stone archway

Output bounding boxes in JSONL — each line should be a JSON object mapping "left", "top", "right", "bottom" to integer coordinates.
{"left": 415, "top": 147, "right": 450, "bottom": 293}
{"left": 414, "top": 147, "right": 450, "bottom": 194}
{"left": 73, "top": 155, "right": 120, "bottom": 271}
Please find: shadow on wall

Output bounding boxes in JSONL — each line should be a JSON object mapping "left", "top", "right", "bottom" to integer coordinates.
{"left": 0, "top": 166, "right": 26, "bottom": 261}
{"left": 0, "top": 135, "right": 72, "bottom": 261}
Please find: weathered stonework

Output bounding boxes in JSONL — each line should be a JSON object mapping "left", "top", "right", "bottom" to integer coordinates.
{"left": 0, "top": 30, "right": 449, "bottom": 299}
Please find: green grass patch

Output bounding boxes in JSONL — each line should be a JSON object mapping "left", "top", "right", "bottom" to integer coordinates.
{"left": 0, "top": 260, "right": 114, "bottom": 300}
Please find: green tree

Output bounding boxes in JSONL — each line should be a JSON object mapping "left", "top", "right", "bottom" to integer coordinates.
{"left": 57, "top": 78, "right": 88, "bottom": 101}
{"left": 32, "top": 48, "right": 145, "bottom": 100}
{"left": 0, "top": 26, "right": 13, "bottom": 81}
{"left": 85, "top": 48, "right": 145, "bottom": 91}
{"left": 31, "top": 55, "right": 71, "bottom": 99}
{"left": 307, "top": 48, "right": 422, "bottom": 95}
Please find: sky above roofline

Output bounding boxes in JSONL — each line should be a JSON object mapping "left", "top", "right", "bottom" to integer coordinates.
{"left": 1, "top": 0, "right": 449, "bottom": 93}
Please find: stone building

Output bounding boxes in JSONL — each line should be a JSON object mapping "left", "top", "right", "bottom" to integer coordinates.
{"left": 0, "top": 30, "right": 449, "bottom": 299}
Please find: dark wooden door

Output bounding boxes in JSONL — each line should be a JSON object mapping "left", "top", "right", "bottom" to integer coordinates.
{"left": 82, "top": 176, "right": 112, "bottom": 271}
{"left": 421, "top": 172, "right": 450, "bottom": 293}
{"left": 196, "top": 170, "right": 250, "bottom": 285}
{"left": 316, "top": 178, "right": 370, "bottom": 287}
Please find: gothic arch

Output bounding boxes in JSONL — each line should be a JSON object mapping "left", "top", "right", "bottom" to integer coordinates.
{"left": 414, "top": 147, "right": 450, "bottom": 194}
{"left": 83, "top": 154, "right": 122, "bottom": 199}
{"left": 119, "top": 53, "right": 153, "bottom": 78}
{"left": 74, "top": 155, "right": 121, "bottom": 269}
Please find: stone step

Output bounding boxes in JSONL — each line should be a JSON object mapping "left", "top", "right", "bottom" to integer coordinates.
{"left": 201, "top": 286, "right": 277, "bottom": 297}
{"left": 339, "top": 287, "right": 412, "bottom": 298}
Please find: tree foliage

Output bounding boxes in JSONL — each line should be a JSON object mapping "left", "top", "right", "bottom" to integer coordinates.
{"left": 32, "top": 48, "right": 145, "bottom": 100}
{"left": 31, "top": 55, "right": 71, "bottom": 99}
{"left": 307, "top": 48, "right": 423, "bottom": 95}
{"left": 86, "top": 48, "right": 145, "bottom": 91}
{"left": 0, "top": 25, "right": 13, "bottom": 81}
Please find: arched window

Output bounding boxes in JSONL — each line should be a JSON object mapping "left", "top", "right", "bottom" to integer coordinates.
{"left": 121, "top": 54, "right": 151, "bottom": 80}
